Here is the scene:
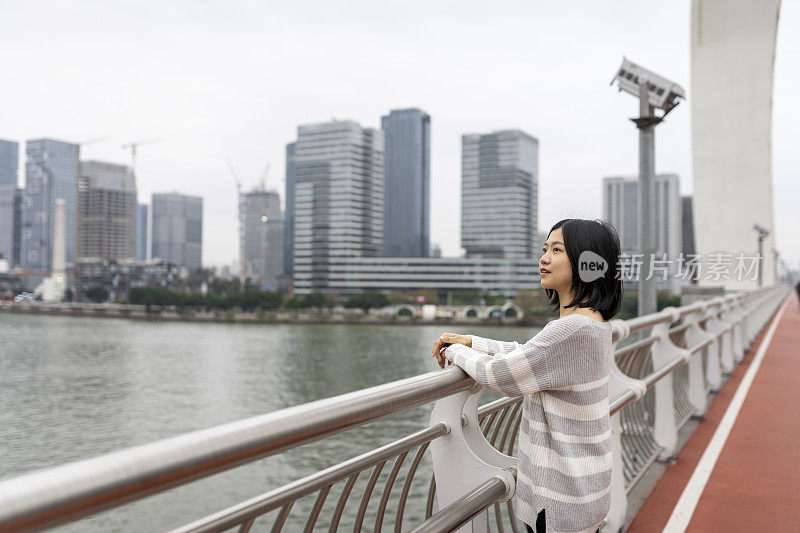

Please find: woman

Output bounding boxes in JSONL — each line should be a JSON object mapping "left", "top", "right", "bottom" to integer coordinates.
{"left": 432, "top": 218, "right": 622, "bottom": 533}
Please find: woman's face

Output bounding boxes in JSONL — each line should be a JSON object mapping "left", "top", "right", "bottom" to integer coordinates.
{"left": 539, "top": 227, "right": 572, "bottom": 292}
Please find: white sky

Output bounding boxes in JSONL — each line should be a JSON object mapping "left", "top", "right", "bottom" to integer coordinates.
{"left": 2, "top": 1, "right": 798, "bottom": 270}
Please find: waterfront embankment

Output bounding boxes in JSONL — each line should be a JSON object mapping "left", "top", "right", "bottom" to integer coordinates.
{"left": 0, "top": 302, "right": 552, "bottom": 327}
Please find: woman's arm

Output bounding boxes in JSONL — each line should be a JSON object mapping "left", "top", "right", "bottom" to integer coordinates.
{"left": 444, "top": 321, "right": 593, "bottom": 397}
{"left": 444, "top": 341, "right": 548, "bottom": 397}
{"left": 432, "top": 333, "right": 519, "bottom": 357}
{"left": 468, "top": 335, "right": 521, "bottom": 356}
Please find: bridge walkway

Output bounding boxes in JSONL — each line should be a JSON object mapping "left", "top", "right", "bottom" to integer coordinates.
{"left": 628, "top": 292, "right": 800, "bottom": 532}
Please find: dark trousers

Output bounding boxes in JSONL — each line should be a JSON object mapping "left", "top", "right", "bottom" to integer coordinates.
{"left": 524, "top": 509, "right": 601, "bottom": 533}
{"left": 524, "top": 509, "right": 546, "bottom": 533}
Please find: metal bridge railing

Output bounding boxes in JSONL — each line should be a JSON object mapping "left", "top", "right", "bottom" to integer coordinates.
{"left": 0, "top": 284, "right": 789, "bottom": 533}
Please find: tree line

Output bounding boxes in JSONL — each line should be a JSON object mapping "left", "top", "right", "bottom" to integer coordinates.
{"left": 126, "top": 287, "right": 390, "bottom": 313}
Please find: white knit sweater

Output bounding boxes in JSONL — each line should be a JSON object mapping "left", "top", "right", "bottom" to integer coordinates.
{"left": 444, "top": 314, "right": 613, "bottom": 533}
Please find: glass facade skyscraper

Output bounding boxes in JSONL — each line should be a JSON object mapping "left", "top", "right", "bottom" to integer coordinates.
{"left": 0, "top": 139, "right": 17, "bottom": 187}
{"left": 22, "top": 138, "right": 79, "bottom": 271}
{"left": 283, "top": 142, "right": 296, "bottom": 277}
{"left": 136, "top": 203, "right": 148, "bottom": 262}
{"left": 461, "top": 130, "right": 539, "bottom": 259}
{"left": 151, "top": 192, "right": 203, "bottom": 271}
{"left": 381, "top": 108, "right": 430, "bottom": 257}
{"left": 291, "top": 120, "right": 383, "bottom": 292}
{"left": 0, "top": 139, "right": 20, "bottom": 266}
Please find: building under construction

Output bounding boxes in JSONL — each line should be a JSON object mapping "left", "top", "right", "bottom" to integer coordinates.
{"left": 240, "top": 187, "right": 284, "bottom": 290}
{"left": 76, "top": 160, "right": 136, "bottom": 262}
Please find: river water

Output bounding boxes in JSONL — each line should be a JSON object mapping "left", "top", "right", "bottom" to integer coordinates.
{"left": 0, "top": 312, "right": 539, "bottom": 532}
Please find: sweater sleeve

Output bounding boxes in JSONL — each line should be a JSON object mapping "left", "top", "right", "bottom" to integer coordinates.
{"left": 468, "top": 335, "right": 521, "bottom": 356}
{"left": 446, "top": 319, "right": 589, "bottom": 397}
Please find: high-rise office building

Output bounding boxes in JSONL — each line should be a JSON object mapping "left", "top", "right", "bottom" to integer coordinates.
{"left": 461, "top": 130, "right": 539, "bottom": 258}
{"left": 602, "top": 178, "right": 638, "bottom": 252}
{"left": 151, "top": 192, "right": 203, "bottom": 271}
{"left": 0, "top": 139, "right": 17, "bottom": 187}
{"left": 283, "top": 142, "right": 296, "bottom": 277}
{"left": 136, "top": 203, "right": 148, "bottom": 262}
{"left": 291, "top": 120, "right": 383, "bottom": 292}
{"left": 681, "top": 195, "right": 695, "bottom": 258}
{"left": 76, "top": 161, "right": 136, "bottom": 262}
{"left": 602, "top": 174, "right": 682, "bottom": 258}
{"left": 381, "top": 108, "right": 430, "bottom": 257}
{"left": 603, "top": 174, "right": 683, "bottom": 292}
{"left": 22, "top": 138, "right": 79, "bottom": 271}
{"left": 241, "top": 189, "right": 284, "bottom": 289}
{"left": 0, "top": 139, "right": 20, "bottom": 266}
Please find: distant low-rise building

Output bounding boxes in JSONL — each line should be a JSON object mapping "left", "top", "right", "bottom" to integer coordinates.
{"left": 74, "top": 259, "right": 188, "bottom": 301}
{"left": 293, "top": 256, "right": 541, "bottom": 296}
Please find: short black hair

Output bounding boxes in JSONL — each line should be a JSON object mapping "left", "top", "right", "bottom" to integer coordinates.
{"left": 543, "top": 218, "right": 623, "bottom": 321}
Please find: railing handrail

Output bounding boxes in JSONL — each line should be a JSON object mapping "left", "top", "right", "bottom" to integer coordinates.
{"left": 0, "top": 369, "right": 473, "bottom": 532}
{"left": 408, "top": 472, "right": 514, "bottom": 533}
{"left": 0, "top": 285, "right": 785, "bottom": 532}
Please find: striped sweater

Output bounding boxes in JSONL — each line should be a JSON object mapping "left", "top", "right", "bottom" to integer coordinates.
{"left": 444, "top": 314, "right": 613, "bottom": 533}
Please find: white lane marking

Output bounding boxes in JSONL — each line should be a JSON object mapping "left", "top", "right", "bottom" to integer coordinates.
{"left": 663, "top": 295, "right": 790, "bottom": 533}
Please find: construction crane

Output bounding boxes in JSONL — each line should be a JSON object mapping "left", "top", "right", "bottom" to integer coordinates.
{"left": 257, "top": 162, "right": 271, "bottom": 191}
{"left": 121, "top": 139, "right": 161, "bottom": 176}
{"left": 77, "top": 136, "right": 109, "bottom": 150}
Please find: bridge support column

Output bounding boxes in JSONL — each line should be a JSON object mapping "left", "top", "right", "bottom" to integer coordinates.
{"left": 429, "top": 384, "right": 516, "bottom": 533}
{"left": 603, "top": 320, "right": 645, "bottom": 533}
{"left": 650, "top": 308, "right": 690, "bottom": 460}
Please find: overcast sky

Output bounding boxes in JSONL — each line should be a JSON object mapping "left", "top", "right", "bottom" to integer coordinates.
{"left": 2, "top": 1, "right": 798, "bottom": 270}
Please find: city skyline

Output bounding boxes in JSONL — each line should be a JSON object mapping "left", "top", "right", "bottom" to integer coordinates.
{"left": 1, "top": 2, "right": 799, "bottom": 270}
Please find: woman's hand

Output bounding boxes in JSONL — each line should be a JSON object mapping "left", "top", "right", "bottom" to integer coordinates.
{"left": 432, "top": 333, "right": 472, "bottom": 369}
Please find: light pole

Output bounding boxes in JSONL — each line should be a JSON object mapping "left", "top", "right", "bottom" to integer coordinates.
{"left": 611, "top": 58, "right": 684, "bottom": 321}
{"left": 753, "top": 224, "right": 769, "bottom": 287}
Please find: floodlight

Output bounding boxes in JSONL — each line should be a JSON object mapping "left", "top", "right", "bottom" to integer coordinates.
{"left": 752, "top": 224, "right": 769, "bottom": 237}
{"left": 611, "top": 57, "right": 685, "bottom": 115}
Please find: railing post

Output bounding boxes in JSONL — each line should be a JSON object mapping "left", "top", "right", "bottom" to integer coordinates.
{"left": 734, "top": 294, "right": 747, "bottom": 360}
{"left": 713, "top": 300, "right": 736, "bottom": 374}
{"left": 649, "top": 308, "right": 690, "bottom": 460}
{"left": 725, "top": 296, "right": 746, "bottom": 364}
{"left": 683, "top": 305, "right": 714, "bottom": 416}
{"left": 740, "top": 294, "right": 754, "bottom": 349}
{"left": 703, "top": 300, "right": 732, "bottom": 378}
{"left": 604, "top": 320, "right": 645, "bottom": 533}
{"left": 745, "top": 291, "right": 762, "bottom": 347}
{"left": 429, "top": 383, "right": 516, "bottom": 533}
